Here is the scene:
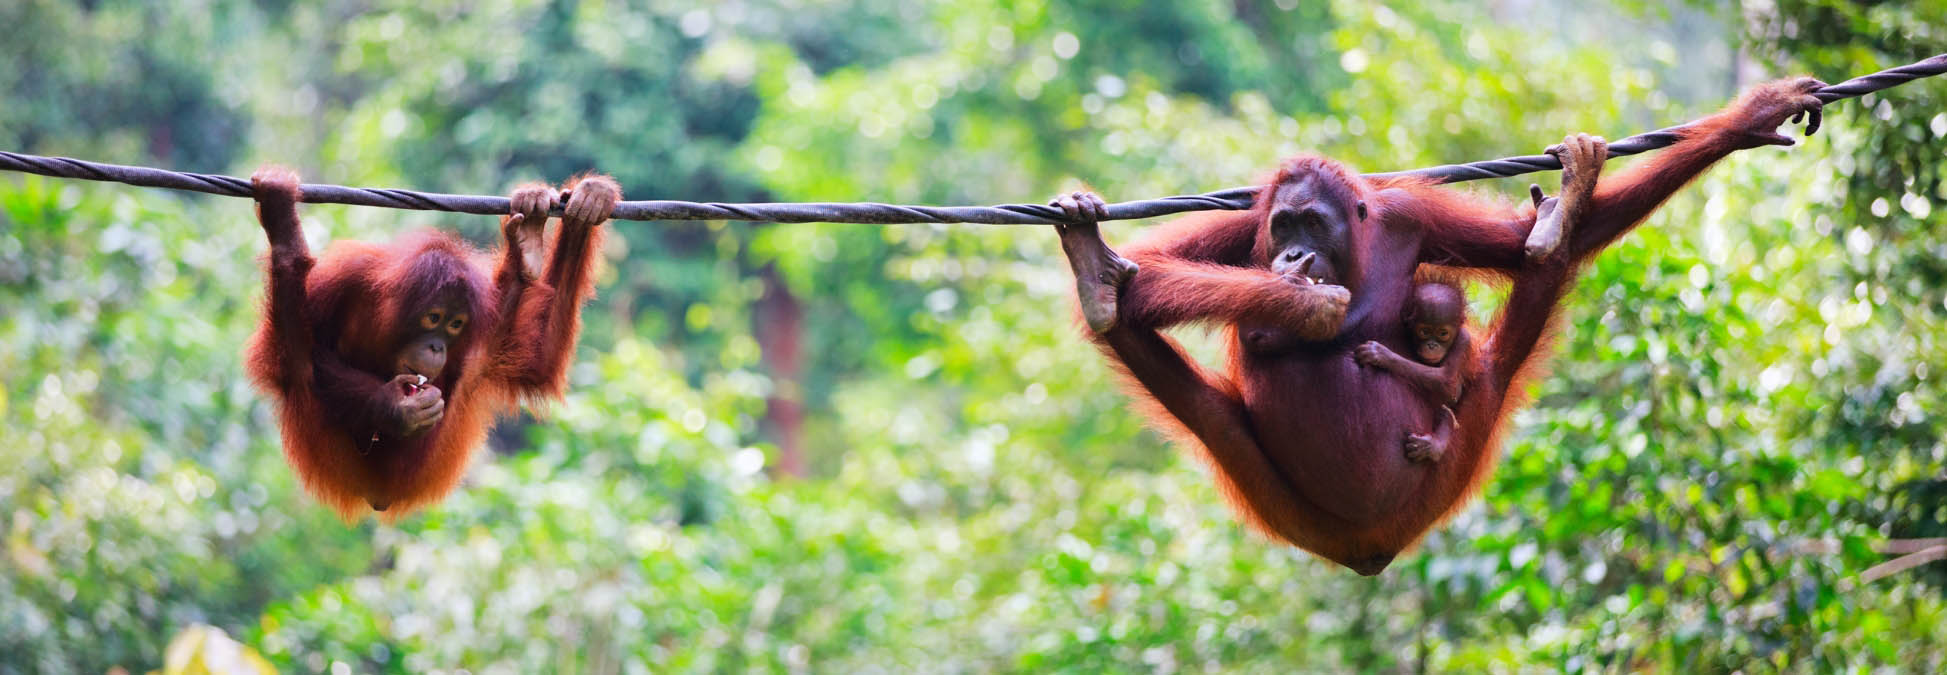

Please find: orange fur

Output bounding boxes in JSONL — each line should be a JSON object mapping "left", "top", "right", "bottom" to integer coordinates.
{"left": 1071, "top": 79, "right": 1821, "bottom": 573}
{"left": 245, "top": 168, "right": 616, "bottom": 521}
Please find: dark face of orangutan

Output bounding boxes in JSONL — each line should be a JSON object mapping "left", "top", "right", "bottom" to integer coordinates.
{"left": 1265, "top": 173, "right": 1364, "bottom": 287}
{"left": 394, "top": 293, "right": 470, "bottom": 385}
{"left": 1410, "top": 319, "right": 1457, "bottom": 364}
{"left": 1406, "top": 284, "right": 1465, "bottom": 365}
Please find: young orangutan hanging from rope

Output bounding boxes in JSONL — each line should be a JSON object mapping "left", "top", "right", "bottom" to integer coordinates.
{"left": 1050, "top": 78, "right": 1825, "bottom": 575}
{"left": 247, "top": 167, "right": 620, "bottom": 520}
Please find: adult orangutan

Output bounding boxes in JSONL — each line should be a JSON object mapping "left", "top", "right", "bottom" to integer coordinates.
{"left": 246, "top": 166, "right": 619, "bottom": 520}
{"left": 1050, "top": 78, "right": 1825, "bottom": 574}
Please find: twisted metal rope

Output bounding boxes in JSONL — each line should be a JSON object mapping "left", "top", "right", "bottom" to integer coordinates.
{"left": 2, "top": 54, "right": 1941, "bottom": 226}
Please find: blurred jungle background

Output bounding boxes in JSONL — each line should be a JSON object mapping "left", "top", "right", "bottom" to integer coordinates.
{"left": 4, "top": 0, "right": 1946, "bottom": 672}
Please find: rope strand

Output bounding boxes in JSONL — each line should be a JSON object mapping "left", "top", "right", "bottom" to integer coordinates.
{"left": 2, "top": 54, "right": 1941, "bottom": 225}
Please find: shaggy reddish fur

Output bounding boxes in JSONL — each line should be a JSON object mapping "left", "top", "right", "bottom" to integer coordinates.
{"left": 246, "top": 170, "right": 613, "bottom": 521}
{"left": 1083, "top": 80, "right": 1821, "bottom": 572}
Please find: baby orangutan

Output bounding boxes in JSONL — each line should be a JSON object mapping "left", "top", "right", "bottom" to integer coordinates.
{"left": 1352, "top": 281, "right": 1472, "bottom": 463}
{"left": 246, "top": 166, "right": 621, "bottom": 519}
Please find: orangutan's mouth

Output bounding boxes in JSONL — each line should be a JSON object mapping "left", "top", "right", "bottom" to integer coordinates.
{"left": 399, "top": 372, "right": 428, "bottom": 394}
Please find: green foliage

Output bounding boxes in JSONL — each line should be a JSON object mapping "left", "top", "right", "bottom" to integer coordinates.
{"left": 1, "top": 179, "right": 374, "bottom": 673}
{"left": 0, "top": 1, "right": 253, "bottom": 172}
{"left": 4, "top": 1, "right": 1945, "bottom": 673}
